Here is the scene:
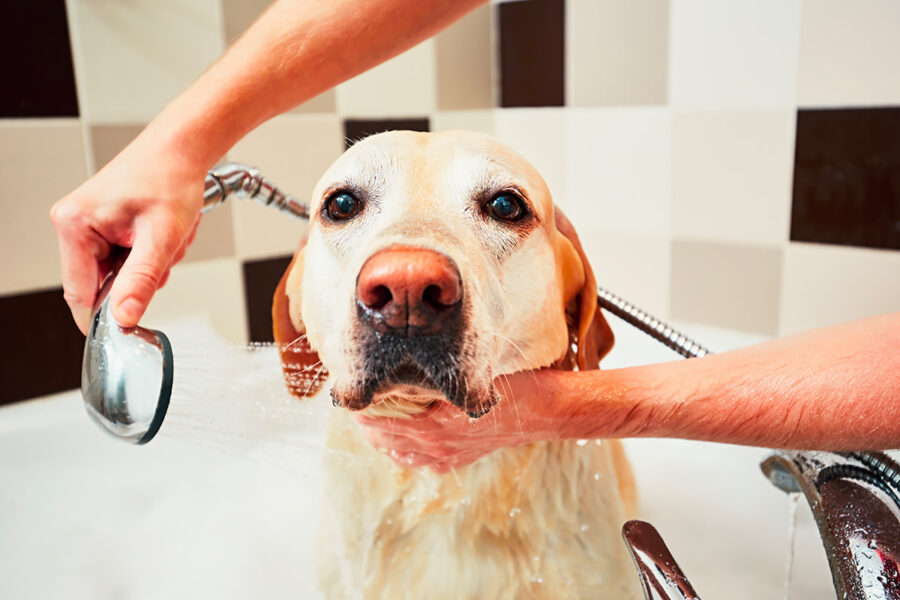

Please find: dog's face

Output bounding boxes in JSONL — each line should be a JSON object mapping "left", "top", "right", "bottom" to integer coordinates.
{"left": 274, "top": 131, "right": 612, "bottom": 417}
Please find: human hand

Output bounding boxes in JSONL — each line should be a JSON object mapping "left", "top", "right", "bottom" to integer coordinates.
{"left": 50, "top": 133, "right": 205, "bottom": 333}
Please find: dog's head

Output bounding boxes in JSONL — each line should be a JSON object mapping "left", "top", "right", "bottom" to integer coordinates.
{"left": 273, "top": 131, "right": 612, "bottom": 418}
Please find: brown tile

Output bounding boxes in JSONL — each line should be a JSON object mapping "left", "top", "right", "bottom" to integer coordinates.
{"left": 436, "top": 4, "right": 494, "bottom": 110}
{"left": 90, "top": 124, "right": 144, "bottom": 171}
{"left": 498, "top": 0, "right": 565, "bottom": 107}
{"left": 0, "top": 288, "right": 83, "bottom": 404}
{"left": 670, "top": 240, "right": 783, "bottom": 336}
{"left": 242, "top": 255, "right": 293, "bottom": 343}
{"left": 0, "top": 0, "right": 79, "bottom": 117}
{"left": 791, "top": 107, "right": 900, "bottom": 251}
{"left": 291, "top": 90, "right": 337, "bottom": 114}
{"left": 343, "top": 118, "right": 430, "bottom": 149}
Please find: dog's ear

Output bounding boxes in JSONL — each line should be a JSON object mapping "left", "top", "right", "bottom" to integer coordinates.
{"left": 272, "top": 239, "right": 327, "bottom": 398}
{"left": 552, "top": 207, "right": 614, "bottom": 371}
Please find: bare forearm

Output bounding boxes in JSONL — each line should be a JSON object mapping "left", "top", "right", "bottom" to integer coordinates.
{"left": 545, "top": 313, "right": 900, "bottom": 449}
{"left": 136, "top": 0, "right": 485, "bottom": 168}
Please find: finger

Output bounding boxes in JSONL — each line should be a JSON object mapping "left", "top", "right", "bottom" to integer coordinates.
{"left": 158, "top": 266, "right": 172, "bottom": 290}
{"left": 52, "top": 214, "right": 109, "bottom": 334}
{"left": 109, "top": 220, "right": 184, "bottom": 327}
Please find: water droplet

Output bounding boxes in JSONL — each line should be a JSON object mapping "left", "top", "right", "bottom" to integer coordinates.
{"left": 509, "top": 507, "right": 521, "bottom": 518}
{"left": 593, "top": 472, "right": 601, "bottom": 481}
{"left": 386, "top": 518, "right": 392, "bottom": 525}
{"left": 576, "top": 439, "right": 589, "bottom": 447}
{"left": 580, "top": 524, "right": 590, "bottom": 532}
{"left": 461, "top": 496, "right": 471, "bottom": 505}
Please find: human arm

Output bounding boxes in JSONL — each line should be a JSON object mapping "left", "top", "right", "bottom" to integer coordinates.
{"left": 358, "top": 313, "right": 900, "bottom": 471}
{"left": 51, "top": 0, "right": 486, "bottom": 333}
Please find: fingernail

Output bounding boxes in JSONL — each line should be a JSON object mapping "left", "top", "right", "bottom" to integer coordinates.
{"left": 115, "top": 298, "right": 143, "bottom": 325}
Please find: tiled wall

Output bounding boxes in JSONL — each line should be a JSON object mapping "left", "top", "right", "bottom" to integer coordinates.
{"left": 2, "top": 0, "right": 898, "bottom": 403}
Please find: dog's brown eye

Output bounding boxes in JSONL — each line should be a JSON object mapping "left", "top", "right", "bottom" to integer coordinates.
{"left": 325, "top": 192, "right": 363, "bottom": 221}
{"left": 486, "top": 193, "right": 525, "bottom": 222}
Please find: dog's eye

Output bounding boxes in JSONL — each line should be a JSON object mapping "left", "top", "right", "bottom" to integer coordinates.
{"left": 486, "top": 193, "right": 525, "bottom": 222}
{"left": 325, "top": 192, "right": 363, "bottom": 221}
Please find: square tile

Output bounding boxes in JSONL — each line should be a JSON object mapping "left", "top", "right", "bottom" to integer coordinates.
{"left": 89, "top": 124, "right": 144, "bottom": 172}
{"left": 493, "top": 108, "right": 567, "bottom": 207}
{"left": 1, "top": 0, "right": 79, "bottom": 118}
{"left": 227, "top": 115, "right": 342, "bottom": 260}
{"left": 791, "top": 107, "right": 900, "bottom": 251}
{"left": 566, "top": 107, "right": 670, "bottom": 234}
{"left": 566, "top": 0, "right": 668, "bottom": 106}
{"left": 0, "top": 120, "right": 88, "bottom": 295}
{"left": 798, "top": 0, "right": 900, "bottom": 107}
{"left": 670, "top": 240, "right": 783, "bottom": 335}
{"left": 335, "top": 40, "right": 436, "bottom": 118}
{"left": 672, "top": 110, "right": 796, "bottom": 244}
{"left": 67, "top": 0, "right": 224, "bottom": 123}
{"left": 432, "top": 111, "right": 495, "bottom": 136}
{"left": 779, "top": 242, "right": 900, "bottom": 335}
{"left": 498, "top": 0, "right": 565, "bottom": 107}
{"left": 343, "top": 118, "right": 430, "bottom": 149}
{"left": 242, "top": 255, "right": 293, "bottom": 343}
{"left": 669, "top": 0, "right": 802, "bottom": 109}
{"left": 436, "top": 4, "right": 494, "bottom": 110}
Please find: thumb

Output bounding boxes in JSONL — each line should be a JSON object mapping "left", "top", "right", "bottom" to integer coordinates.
{"left": 109, "top": 221, "right": 184, "bottom": 327}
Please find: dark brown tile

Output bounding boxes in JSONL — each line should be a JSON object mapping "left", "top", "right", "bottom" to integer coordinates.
{"left": 242, "top": 255, "right": 293, "bottom": 343}
{"left": 0, "top": 288, "right": 84, "bottom": 405}
{"left": 343, "top": 118, "right": 430, "bottom": 149}
{"left": 498, "top": 0, "right": 565, "bottom": 108}
{"left": 791, "top": 107, "right": 900, "bottom": 251}
{"left": 0, "top": 0, "right": 79, "bottom": 118}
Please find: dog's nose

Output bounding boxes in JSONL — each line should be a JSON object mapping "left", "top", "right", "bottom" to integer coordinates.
{"left": 356, "top": 246, "right": 462, "bottom": 335}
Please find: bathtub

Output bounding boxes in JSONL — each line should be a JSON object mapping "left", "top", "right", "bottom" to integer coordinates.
{"left": 0, "top": 317, "right": 836, "bottom": 599}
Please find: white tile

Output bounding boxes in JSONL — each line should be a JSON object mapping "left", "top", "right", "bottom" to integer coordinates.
{"left": 0, "top": 120, "right": 88, "bottom": 295}
{"left": 779, "top": 243, "right": 900, "bottom": 335}
{"left": 432, "top": 110, "right": 495, "bottom": 136}
{"left": 335, "top": 39, "right": 436, "bottom": 118}
{"left": 578, "top": 229, "right": 671, "bottom": 319}
{"left": 227, "top": 115, "right": 343, "bottom": 260}
{"left": 798, "top": 0, "right": 900, "bottom": 107}
{"left": 492, "top": 108, "right": 567, "bottom": 207}
{"left": 671, "top": 110, "right": 795, "bottom": 245}
{"left": 142, "top": 257, "right": 246, "bottom": 343}
{"left": 566, "top": 107, "right": 670, "bottom": 234}
{"left": 669, "top": 0, "right": 802, "bottom": 109}
{"left": 67, "top": 0, "right": 224, "bottom": 123}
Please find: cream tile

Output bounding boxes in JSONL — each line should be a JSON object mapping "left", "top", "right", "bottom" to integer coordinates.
{"left": 221, "top": 0, "right": 270, "bottom": 45}
{"left": 0, "top": 120, "right": 88, "bottom": 295}
{"left": 291, "top": 90, "right": 337, "bottom": 115}
{"left": 578, "top": 229, "right": 671, "bottom": 319}
{"left": 227, "top": 114, "right": 342, "bottom": 260}
{"left": 779, "top": 243, "right": 900, "bottom": 335}
{"left": 798, "top": 0, "right": 900, "bottom": 107}
{"left": 67, "top": 0, "right": 224, "bottom": 123}
{"left": 336, "top": 39, "right": 436, "bottom": 118}
{"left": 672, "top": 111, "right": 795, "bottom": 245}
{"left": 492, "top": 108, "right": 567, "bottom": 207}
{"left": 142, "top": 257, "right": 246, "bottom": 343}
{"left": 432, "top": 110, "right": 495, "bottom": 136}
{"left": 184, "top": 207, "right": 236, "bottom": 263}
{"left": 670, "top": 240, "right": 783, "bottom": 335}
{"left": 436, "top": 4, "right": 494, "bottom": 110}
{"left": 669, "top": 0, "right": 802, "bottom": 109}
{"left": 567, "top": 0, "right": 668, "bottom": 106}
{"left": 89, "top": 124, "right": 144, "bottom": 172}
{"left": 566, "top": 107, "right": 670, "bottom": 234}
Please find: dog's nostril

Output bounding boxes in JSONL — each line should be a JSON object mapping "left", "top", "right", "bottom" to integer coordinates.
{"left": 368, "top": 285, "right": 392, "bottom": 310}
{"left": 423, "top": 284, "right": 450, "bottom": 310}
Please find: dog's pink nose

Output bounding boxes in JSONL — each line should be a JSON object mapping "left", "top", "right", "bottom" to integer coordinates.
{"left": 356, "top": 246, "right": 462, "bottom": 334}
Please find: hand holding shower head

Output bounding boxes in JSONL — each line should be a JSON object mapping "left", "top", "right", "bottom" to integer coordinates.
{"left": 80, "top": 163, "right": 311, "bottom": 444}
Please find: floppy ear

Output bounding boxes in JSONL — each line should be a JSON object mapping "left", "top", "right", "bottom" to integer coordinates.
{"left": 272, "top": 239, "right": 327, "bottom": 398}
{"left": 552, "top": 207, "right": 614, "bottom": 371}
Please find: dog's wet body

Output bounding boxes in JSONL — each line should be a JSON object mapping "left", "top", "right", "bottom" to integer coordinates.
{"left": 273, "top": 131, "right": 639, "bottom": 599}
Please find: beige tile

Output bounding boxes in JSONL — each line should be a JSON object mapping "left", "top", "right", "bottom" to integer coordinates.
{"left": 291, "top": 90, "right": 336, "bottom": 114}
{"left": 89, "top": 124, "right": 144, "bottom": 172}
{"left": 672, "top": 111, "right": 795, "bottom": 245}
{"left": 336, "top": 39, "right": 436, "bottom": 118}
{"left": 670, "top": 240, "right": 783, "bottom": 335}
{"left": 184, "top": 207, "right": 236, "bottom": 263}
{"left": 436, "top": 4, "right": 494, "bottom": 110}
{"left": 779, "top": 243, "right": 900, "bottom": 335}
{"left": 579, "top": 229, "right": 671, "bottom": 319}
{"left": 0, "top": 120, "right": 88, "bottom": 295}
{"left": 142, "top": 257, "right": 247, "bottom": 343}
{"left": 566, "top": 107, "right": 670, "bottom": 234}
{"left": 798, "top": 0, "right": 900, "bottom": 107}
{"left": 67, "top": 0, "right": 224, "bottom": 123}
{"left": 567, "top": 0, "right": 668, "bottom": 106}
{"left": 227, "top": 114, "right": 342, "bottom": 259}
{"left": 492, "top": 108, "right": 567, "bottom": 208}
{"left": 432, "top": 110, "right": 495, "bottom": 136}
{"left": 669, "top": 0, "right": 802, "bottom": 109}
{"left": 221, "top": 0, "right": 271, "bottom": 45}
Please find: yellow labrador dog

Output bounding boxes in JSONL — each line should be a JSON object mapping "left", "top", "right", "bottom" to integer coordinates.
{"left": 273, "top": 131, "right": 638, "bottom": 599}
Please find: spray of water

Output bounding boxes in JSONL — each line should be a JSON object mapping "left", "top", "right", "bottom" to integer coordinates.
{"left": 783, "top": 492, "right": 801, "bottom": 600}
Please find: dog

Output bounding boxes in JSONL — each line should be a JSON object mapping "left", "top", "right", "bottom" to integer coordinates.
{"left": 272, "top": 130, "right": 639, "bottom": 599}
